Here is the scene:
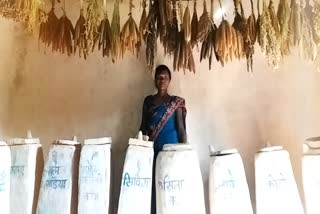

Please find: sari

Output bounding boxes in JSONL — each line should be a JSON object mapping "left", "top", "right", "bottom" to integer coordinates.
{"left": 143, "top": 95, "right": 186, "bottom": 214}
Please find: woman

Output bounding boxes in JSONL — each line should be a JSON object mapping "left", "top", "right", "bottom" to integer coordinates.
{"left": 139, "top": 65, "right": 187, "bottom": 214}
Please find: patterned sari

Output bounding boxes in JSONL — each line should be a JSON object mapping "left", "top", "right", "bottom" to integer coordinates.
{"left": 144, "top": 95, "right": 186, "bottom": 155}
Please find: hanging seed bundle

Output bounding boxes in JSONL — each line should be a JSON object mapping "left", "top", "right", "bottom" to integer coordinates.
{"left": 183, "top": 4, "right": 191, "bottom": 42}
{"left": 111, "top": 0, "right": 121, "bottom": 62}
{"left": 246, "top": 0, "right": 257, "bottom": 72}
{"left": 85, "top": 0, "right": 102, "bottom": 52}
{"left": 120, "top": 0, "right": 141, "bottom": 57}
{"left": 38, "top": 0, "right": 59, "bottom": 48}
{"left": 268, "top": 0, "right": 280, "bottom": 36}
{"left": 139, "top": 0, "right": 147, "bottom": 41}
{"left": 95, "top": 13, "right": 112, "bottom": 57}
{"left": 74, "top": 1, "right": 88, "bottom": 59}
{"left": 200, "top": 0, "right": 217, "bottom": 70}
{"left": 258, "top": 0, "right": 281, "bottom": 68}
{"left": 312, "top": 2, "right": 320, "bottom": 43}
{"left": 52, "top": 9, "right": 75, "bottom": 56}
{"left": 288, "top": 0, "right": 301, "bottom": 47}
{"left": 197, "top": 0, "right": 211, "bottom": 42}
{"left": 158, "top": 0, "right": 171, "bottom": 42}
{"left": 191, "top": 0, "right": 198, "bottom": 49}
{"left": 144, "top": 0, "right": 157, "bottom": 70}
{"left": 277, "top": 0, "right": 290, "bottom": 56}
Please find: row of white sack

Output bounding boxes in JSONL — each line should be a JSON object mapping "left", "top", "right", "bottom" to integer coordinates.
{"left": 1, "top": 132, "right": 320, "bottom": 214}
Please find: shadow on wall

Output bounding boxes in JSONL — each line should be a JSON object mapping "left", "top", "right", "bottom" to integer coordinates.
{"left": 5, "top": 26, "right": 156, "bottom": 212}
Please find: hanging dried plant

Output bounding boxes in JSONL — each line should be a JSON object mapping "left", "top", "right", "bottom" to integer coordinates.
{"left": 120, "top": 0, "right": 141, "bottom": 57}
{"left": 139, "top": 0, "right": 147, "bottom": 41}
{"left": 74, "top": 0, "right": 88, "bottom": 59}
{"left": 258, "top": 0, "right": 281, "bottom": 68}
{"left": 158, "top": 0, "right": 172, "bottom": 42}
{"left": 277, "top": 0, "right": 290, "bottom": 57}
{"left": 111, "top": 0, "right": 121, "bottom": 62}
{"left": 200, "top": 0, "right": 217, "bottom": 70}
{"left": 144, "top": 0, "right": 157, "bottom": 70}
{"left": 38, "top": 0, "right": 59, "bottom": 48}
{"left": 246, "top": 0, "right": 257, "bottom": 72}
{"left": 191, "top": 0, "right": 198, "bottom": 49}
{"left": 312, "top": 2, "right": 320, "bottom": 44}
{"left": 164, "top": 0, "right": 178, "bottom": 55}
{"left": 288, "top": 0, "right": 301, "bottom": 47}
{"left": 299, "top": 4, "right": 317, "bottom": 62}
{"left": 197, "top": 0, "right": 211, "bottom": 42}
{"left": 85, "top": 0, "right": 102, "bottom": 52}
{"left": 52, "top": 8, "right": 75, "bottom": 56}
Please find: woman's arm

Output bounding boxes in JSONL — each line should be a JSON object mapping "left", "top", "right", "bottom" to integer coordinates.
{"left": 176, "top": 108, "right": 187, "bottom": 143}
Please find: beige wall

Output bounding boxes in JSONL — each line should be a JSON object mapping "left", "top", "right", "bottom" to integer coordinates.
{"left": 1, "top": 0, "right": 320, "bottom": 213}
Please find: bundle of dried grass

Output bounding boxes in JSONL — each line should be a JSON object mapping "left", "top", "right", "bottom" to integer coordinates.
{"left": 38, "top": 0, "right": 59, "bottom": 48}
{"left": 144, "top": 0, "right": 157, "bottom": 70}
{"left": 277, "top": 0, "right": 290, "bottom": 56}
{"left": 246, "top": 0, "right": 257, "bottom": 72}
{"left": 200, "top": 0, "right": 217, "bottom": 70}
{"left": 120, "top": 0, "right": 141, "bottom": 57}
{"left": 191, "top": 0, "right": 198, "bottom": 49}
{"left": 74, "top": 0, "right": 88, "bottom": 59}
{"left": 158, "top": 0, "right": 172, "bottom": 42}
{"left": 52, "top": 9, "right": 75, "bottom": 56}
{"left": 197, "top": 0, "right": 211, "bottom": 42}
{"left": 85, "top": 0, "right": 102, "bottom": 52}
{"left": 111, "top": 0, "right": 121, "bottom": 62}
{"left": 312, "top": 2, "right": 320, "bottom": 44}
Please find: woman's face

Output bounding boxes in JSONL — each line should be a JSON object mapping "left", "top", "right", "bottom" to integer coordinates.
{"left": 155, "top": 70, "right": 170, "bottom": 91}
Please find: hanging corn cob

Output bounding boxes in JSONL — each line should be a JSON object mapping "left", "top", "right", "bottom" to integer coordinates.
{"left": 183, "top": 3, "right": 191, "bottom": 42}
{"left": 277, "top": 0, "right": 290, "bottom": 57}
{"left": 111, "top": 0, "right": 121, "bottom": 62}
{"left": 191, "top": 0, "right": 198, "bottom": 49}
{"left": 200, "top": 0, "right": 217, "bottom": 70}
{"left": 215, "top": 0, "right": 243, "bottom": 66}
{"left": 144, "top": 0, "right": 157, "bottom": 70}
{"left": 120, "top": 0, "right": 141, "bottom": 57}
{"left": 74, "top": 0, "right": 88, "bottom": 59}
{"left": 52, "top": 8, "right": 75, "bottom": 56}
{"left": 38, "top": 0, "right": 59, "bottom": 48}
{"left": 85, "top": 0, "right": 102, "bottom": 52}
{"left": 94, "top": 0, "right": 112, "bottom": 57}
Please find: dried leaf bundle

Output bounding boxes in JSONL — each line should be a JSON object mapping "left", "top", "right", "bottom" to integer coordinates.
{"left": 120, "top": 0, "right": 141, "bottom": 57}
{"left": 94, "top": 12, "right": 112, "bottom": 57}
{"left": 74, "top": 9, "right": 88, "bottom": 59}
{"left": 312, "top": 2, "right": 320, "bottom": 43}
{"left": 139, "top": 0, "right": 147, "bottom": 41}
{"left": 277, "top": 0, "right": 290, "bottom": 56}
{"left": 111, "top": 0, "right": 121, "bottom": 62}
{"left": 158, "top": 0, "right": 172, "bottom": 42}
{"left": 246, "top": 0, "right": 257, "bottom": 72}
{"left": 144, "top": 0, "right": 157, "bottom": 70}
{"left": 52, "top": 10, "right": 75, "bottom": 56}
{"left": 191, "top": 0, "right": 198, "bottom": 48}
{"left": 163, "top": 0, "right": 178, "bottom": 55}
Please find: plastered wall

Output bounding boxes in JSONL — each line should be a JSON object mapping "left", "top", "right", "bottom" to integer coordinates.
{"left": 1, "top": 0, "right": 320, "bottom": 213}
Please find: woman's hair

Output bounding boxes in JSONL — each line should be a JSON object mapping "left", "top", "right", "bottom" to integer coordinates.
{"left": 155, "top": 65, "right": 171, "bottom": 80}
